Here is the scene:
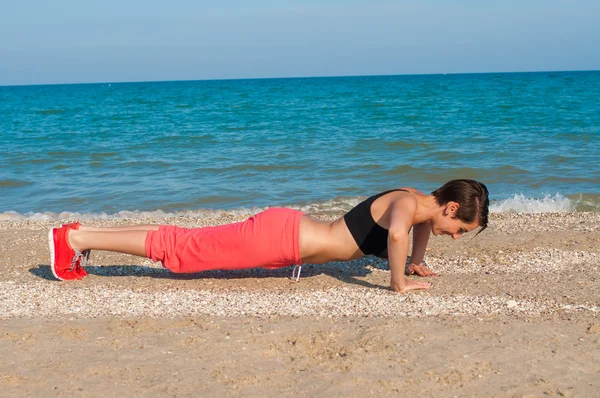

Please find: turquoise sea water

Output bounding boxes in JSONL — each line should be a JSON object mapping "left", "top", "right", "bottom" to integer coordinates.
{"left": 1, "top": 71, "right": 599, "bottom": 220}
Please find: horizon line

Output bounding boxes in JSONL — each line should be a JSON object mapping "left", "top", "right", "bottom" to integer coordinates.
{"left": 1, "top": 68, "right": 599, "bottom": 88}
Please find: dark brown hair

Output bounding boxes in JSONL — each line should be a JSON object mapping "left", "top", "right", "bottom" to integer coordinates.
{"left": 431, "top": 179, "right": 489, "bottom": 233}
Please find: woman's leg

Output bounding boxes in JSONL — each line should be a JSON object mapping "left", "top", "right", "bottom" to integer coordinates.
{"left": 68, "top": 229, "right": 149, "bottom": 257}
{"left": 77, "top": 224, "right": 160, "bottom": 233}
{"left": 50, "top": 223, "right": 167, "bottom": 280}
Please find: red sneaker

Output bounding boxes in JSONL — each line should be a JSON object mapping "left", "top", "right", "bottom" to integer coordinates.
{"left": 48, "top": 225, "right": 89, "bottom": 281}
{"left": 62, "top": 221, "right": 92, "bottom": 270}
{"left": 62, "top": 220, "right": 81, "bottom": 229}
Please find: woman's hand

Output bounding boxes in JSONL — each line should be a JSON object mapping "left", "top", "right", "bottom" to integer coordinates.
{"left": 391, "top": 278, "right": 432, "bottom": 293}
{"left": 406, "top": 263, "right": 437, "bottom": 277}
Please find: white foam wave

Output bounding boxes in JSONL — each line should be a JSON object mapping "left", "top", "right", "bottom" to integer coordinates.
{"left": 0, "top": 193, "right": 593, "bottom": 221}
{"left": 490, "top": 193, "right": 575, "bottom": 213}
{"left": 295, "top": 196, "right": 364, "bottom": 214}
{"left": 0, "top": 208, "right": 266, "bottom": 222}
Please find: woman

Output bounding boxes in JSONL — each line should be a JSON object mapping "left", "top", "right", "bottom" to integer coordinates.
{"left": 49, "top": 179, "right": 489, "bottom": 293}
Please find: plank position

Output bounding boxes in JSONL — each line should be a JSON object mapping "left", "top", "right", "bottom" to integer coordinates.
{"left": 49, "top": 179, "right": 489, "bottom": 293}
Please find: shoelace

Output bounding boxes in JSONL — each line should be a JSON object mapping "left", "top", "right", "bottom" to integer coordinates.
{"left": 69, "top": 250, "right": 90, "bottom": 272}
{"left": 291, "top": 264, "right": 302, "bottom": 282}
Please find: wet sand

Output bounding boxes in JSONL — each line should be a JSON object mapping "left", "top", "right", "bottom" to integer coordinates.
{"left": 1, "top": 212, "right": 599, "bottom": 397}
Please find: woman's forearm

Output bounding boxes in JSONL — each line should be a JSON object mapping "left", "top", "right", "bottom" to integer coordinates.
{"left": 388, "top": 230, "right": 409, "bottom": 291}
{"left": 410, "top": 222, "right": 431, "bottom": 264}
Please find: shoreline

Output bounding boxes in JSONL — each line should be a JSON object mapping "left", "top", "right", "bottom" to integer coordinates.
{"left": 1, "top": 212, "right": 599, "bottom": 396}
{"left": 2, "top": 191, "right": 600, "bottom": 221}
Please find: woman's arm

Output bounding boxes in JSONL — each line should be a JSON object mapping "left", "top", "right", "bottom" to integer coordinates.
{"left": 409, "top": 222, "right": 430, "bottom": 265}
{"left": 406, "top": 222, "right": 437, "bottom": 277}
{"left": 387, "top": 198, "right": 432, "bottom": 293}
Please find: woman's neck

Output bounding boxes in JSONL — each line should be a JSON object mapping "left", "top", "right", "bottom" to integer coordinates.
{"left": 413, "top": 195, "right": 442, "bottom": 224}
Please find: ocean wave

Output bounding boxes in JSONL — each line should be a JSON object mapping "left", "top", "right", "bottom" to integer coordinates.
{"left": 489, "top": 193, "right": 599, "bottom": 213}
{"left": 0, "top": 197, "right": 363, "bottom": 221}
{"left": 0, "top": 179, "right": 34, "bottom": 188}
{"left": 35, "top": 109, "right": 66, "bottom": 115}
{"left": 0, "top": 208, "right": 265, "bottom": 222}
{"left": 2, "top": 193, "right": 598, "bottom": 221}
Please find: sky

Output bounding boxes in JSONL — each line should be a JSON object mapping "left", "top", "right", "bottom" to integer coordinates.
{"left": 1, "top": 0, "right": 599, "bottom": 86}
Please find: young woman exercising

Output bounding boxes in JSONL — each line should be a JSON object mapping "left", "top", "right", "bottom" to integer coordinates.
{"left": 49, "top": 179, "right": 489, "bottom": 293}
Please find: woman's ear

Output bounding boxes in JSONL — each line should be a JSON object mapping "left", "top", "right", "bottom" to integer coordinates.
{"left": 445, "top": 201, "right": 460, "bottom": 217}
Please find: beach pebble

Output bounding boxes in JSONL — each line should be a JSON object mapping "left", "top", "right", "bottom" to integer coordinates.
{"left": 586, "top": 324, "right": 600, "bottom": 334}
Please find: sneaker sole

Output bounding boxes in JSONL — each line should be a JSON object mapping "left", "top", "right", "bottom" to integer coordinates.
{"left": 47, "top": 228, "right": 64, "bottom": 281}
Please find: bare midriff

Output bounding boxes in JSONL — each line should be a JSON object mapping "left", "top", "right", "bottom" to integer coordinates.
{"left": 298, "top": 215, "right": 363, "bottom": 264}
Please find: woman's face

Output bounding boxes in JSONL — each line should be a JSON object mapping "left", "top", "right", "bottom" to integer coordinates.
{"left": 431, "top": 202, "right": 480, "bottom": 239}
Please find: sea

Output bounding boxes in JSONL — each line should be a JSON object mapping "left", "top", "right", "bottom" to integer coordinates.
{"left": 1, "top": 71, "right": 599, "bottom": 221}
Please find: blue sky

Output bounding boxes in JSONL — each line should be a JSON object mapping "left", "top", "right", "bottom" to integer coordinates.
{"left": 1, "top": 0, "right": 599, "bottom": 85}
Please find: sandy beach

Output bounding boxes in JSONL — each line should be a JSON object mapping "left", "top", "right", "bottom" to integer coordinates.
{"left": 1, "top": 212, "right": 599, "bottom": 397}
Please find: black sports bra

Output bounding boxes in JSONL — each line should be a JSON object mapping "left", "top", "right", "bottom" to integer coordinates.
{"left": 343, "top": 189, "right": 408, "bottom": 257}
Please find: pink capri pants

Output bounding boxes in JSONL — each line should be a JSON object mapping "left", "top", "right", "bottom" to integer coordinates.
{"left": 145, "top": 208, "right": 304, "bottom": 273}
